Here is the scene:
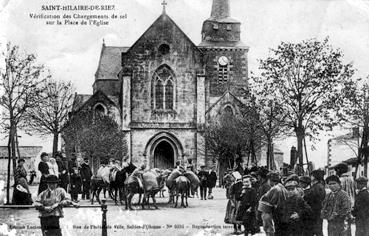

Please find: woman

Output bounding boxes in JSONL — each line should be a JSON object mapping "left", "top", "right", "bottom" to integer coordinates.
{"left": 38, "top": 152, "right": 50, "bottom": 194}
{"left": 224, "top": 171, "right": 243, "bottom": 234}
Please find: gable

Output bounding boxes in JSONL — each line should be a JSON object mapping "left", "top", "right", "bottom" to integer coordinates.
{"left": 206, "top": 91, "right": 244, "bottom": 118}
{"left": 122, "top": 13, "right": 203, "bottom": 66}
{"left": 73, "top": 91, "right": 118, "bottom": 113}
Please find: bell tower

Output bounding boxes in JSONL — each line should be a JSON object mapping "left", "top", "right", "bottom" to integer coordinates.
{"left": 199, "top": 0, "right": 249, "bottom": 97}
{"left": 200, "top": 0, "right": 242, "bottom": 46}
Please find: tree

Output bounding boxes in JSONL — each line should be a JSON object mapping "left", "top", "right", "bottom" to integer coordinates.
{"left": 62, "top": 110, "right": 127, "bottom": 173}
{"left": 245, "top": 89, "right": 288, "bottom": 170}
{"left": 25, "top": 79, "right": 74, "bottom": 157}
{"left": 204, "top": 109, "right": 263, "bottom": 170}
{"left": 337, "top": 79, "right": 369, "bottom": 177}
{"left": 0, "top": 43, "right": 47, "bottom": 204}
{"left": 256, "top": 38, "right": 355, "bottom": 171}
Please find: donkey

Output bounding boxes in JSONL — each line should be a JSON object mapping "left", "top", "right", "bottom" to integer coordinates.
{"left": 109, "top": 162, "right": 136, "bottom": 205}
{"left": 174, "top": 176, "right": 190, "bottom": 208}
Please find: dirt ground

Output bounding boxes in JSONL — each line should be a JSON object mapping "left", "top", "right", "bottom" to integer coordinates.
{"left": 0, "top": 185, "right": 355, "bottom": 236}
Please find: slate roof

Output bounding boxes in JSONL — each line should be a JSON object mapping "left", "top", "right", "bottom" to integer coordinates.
{"left": 95, "top": 45, "right": 129, "bottom": 80}
{"left": 0, "top": 146, "right": 42, "bottom": 159}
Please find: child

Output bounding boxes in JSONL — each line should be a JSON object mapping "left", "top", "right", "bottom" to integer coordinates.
{"left": 34, "top": 175, "right": 78, "bottom": 236}
{"left": 352, "top": 176, "right": 369, "bottom": 236}
{"left": 69, "top": 167, "right": 82, "bottom": 202}
{"left": 47, "top": 158, "right": 59, "bottom": 176}
{"left": 321, "top": 175, "right": 351, "bottom": 236}
{"left": 237, "top": 175, "right": 257, "bottom": 236}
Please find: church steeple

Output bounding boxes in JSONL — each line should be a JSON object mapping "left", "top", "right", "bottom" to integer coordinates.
{"left": 199, "top": 0, "right": 244, "bottom": 47}
{"left": 210, "top": 0, "right": 230, "bottom": 20}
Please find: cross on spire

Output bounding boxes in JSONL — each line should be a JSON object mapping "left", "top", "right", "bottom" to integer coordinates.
{"left": 162, "top": 0, "right": 167, "bottom": 14}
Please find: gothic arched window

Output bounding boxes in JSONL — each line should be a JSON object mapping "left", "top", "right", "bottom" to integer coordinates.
{"left": 153, "top": 65, "right": 175, "bottom": 111}
{"left": 155, "top": 80, "right": 164, "bottom": 109}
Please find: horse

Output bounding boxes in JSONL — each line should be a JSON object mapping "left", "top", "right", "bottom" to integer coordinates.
{"left": 174, "top": 176, "right": 190, "bottom": 208}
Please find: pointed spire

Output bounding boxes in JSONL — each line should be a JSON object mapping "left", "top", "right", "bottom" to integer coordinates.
{"left": 161, "top": 0, "right": 167, "bottom": 14}
{"left": 210, "top": 0, "right": 230, "bottom": 20}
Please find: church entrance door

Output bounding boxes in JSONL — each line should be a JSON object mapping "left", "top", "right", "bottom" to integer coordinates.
{"left": 153, "top": 140, "right": 174, "bottom": 169}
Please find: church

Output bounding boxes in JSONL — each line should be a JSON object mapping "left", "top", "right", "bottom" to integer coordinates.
{"left": 68, "top": 0, "right": 250, "bottom": 172}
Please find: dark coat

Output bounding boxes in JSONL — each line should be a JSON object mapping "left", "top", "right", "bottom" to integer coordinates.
{"left": 38, "top": 161, "right": 49, "bottom": 194}
{"left": 236, "top": 187, "right": 257, "bottom": 222}
{"left": 278, "top": 194, "right": 312, "bottom": 236}
{"left": 198, "top": 170, "right": 209, "bottom": 187}
{"left": 207, "top": 171, "right": 217, "bottom": 188}
{"left": 56, "top": 158, "right": 69, "bottom": 185}
{"left": 70, "top": 173, "right": 82, "bottom": 193}
{"left": 303, "top": 182, "right": 325, "bottom": 222}
{"left": 352, "top": 188, "right": 369, "bottom": 220}
{"left": 79, "top": 163, "right": 93, "bottom": 182}
{"left": 258, "top": 180, "right": 271, "bottom": 199}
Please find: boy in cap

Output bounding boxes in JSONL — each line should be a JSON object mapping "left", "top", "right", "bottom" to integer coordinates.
{"left": 352, "top": 176, "right": 369, "bottom": 236}
{"left": 34, "top": 175, "right": 78, "bottom": 236}
{"left": 321, "top": 175, "right": 351, "bottom": 236}
{"left": 281, "top": 174, "right": 312, "bottom": 236}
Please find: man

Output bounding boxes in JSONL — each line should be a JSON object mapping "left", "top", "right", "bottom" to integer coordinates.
{"left": 38, "top": 152, "right": 50, "bottom": 194}
{"left": 302, "top": 170, "right": 326, "bottom": 236}
{"left": 234, "top": 157, "right": 244, "bottom": 176}
{"left": 79, "top": 158, "right": 92, "bottom": 200}
{"left": 281, "top": 175, "right": 312, "bottom": 236}
{"left": 352, "top": 176, "right": 369, "bottom": 236}
{"left": 186, "top": 159, "right": 194, "bottom": 172}
{"left": 207, "top": 166, "right": 217, "bottom": 199}
{"left": 198, "top": 165, "right": 208, "bottom": 200}
{"left": 258, "top": 172, "right": 288, "bottom": 236}
{"left": 34, "top": 175, "right": 78, "bottom": 236}
{"left": 54, "top": 152, "right": 68, "bottom": 191}
{"left": 335, "top": 163, "right": 355, "bottom": 207}
{"left": 321, "top": 175, "right": 351, "bottom": 236}
{"left": 68, "top": 154, "right": 78, "bottom": 174}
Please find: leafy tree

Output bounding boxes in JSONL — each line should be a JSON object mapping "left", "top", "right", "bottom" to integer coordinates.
{"left": 256, "top": 38, "right": 355, "bottom": 170}
{"left": 0, "top": 43, "right": 47, "bottom": 204}
{"left": 25, "top": 79, "right": 74, "bottom": 157}
{"left": 62, "top": 110, "right": 127, "bottom": 173}
{"left": 337, "top": 79, "right": 369, "bottom": 177}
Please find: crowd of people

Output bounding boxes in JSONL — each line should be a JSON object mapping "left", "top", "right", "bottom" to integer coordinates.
{"left": 12, "top": 152, "right": 93, "bottom": 205}
{"left": 223, "top": 161, "right": 369, "bottom": 236}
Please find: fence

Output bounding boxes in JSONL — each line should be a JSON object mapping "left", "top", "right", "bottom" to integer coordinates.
{"left": 0, "top": 199, "right": 108, "bottom": 236}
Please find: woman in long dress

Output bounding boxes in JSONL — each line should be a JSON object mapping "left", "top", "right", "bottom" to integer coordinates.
{"left": 224, "top": 171, "right": 243, "bottom": 234}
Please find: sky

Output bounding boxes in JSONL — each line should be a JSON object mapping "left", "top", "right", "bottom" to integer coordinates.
{"left": 1, "top": 0, "right": 369, "bottom": 168}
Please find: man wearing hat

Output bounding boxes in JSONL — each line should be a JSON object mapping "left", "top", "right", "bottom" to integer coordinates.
{"left": 279, "top": 174, "right": 312, "bottom": 236}
{"left": 207, "top": 166, "right": 217, "bottom": 199}
{"left": 322, "top": 175, "right": 351, "bottom": 236}
{"left": 80, "top": 158, "right": 93, "bottom": 200}
{"left": 34, "top": 175, "right": 78, "bottom": 236}
{"left": 258, "top": 172, "right": 288, "bottom": 236}
{"left": 198, "top": 165, "right": 208, "bottom": 200}
{"left": 352, "top": 176, "right": 369, "bottom": 236}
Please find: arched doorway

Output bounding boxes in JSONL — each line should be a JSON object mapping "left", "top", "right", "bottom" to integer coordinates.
{"left": 153, "top": 140, "right": 174, "bottom": 169}
{"left": 144, "top": 132, "right": 184, "bottom": 169}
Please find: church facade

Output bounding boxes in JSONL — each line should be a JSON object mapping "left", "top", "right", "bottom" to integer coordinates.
{"left": 68, "top": 0, "right": 249, "bottom": 171}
